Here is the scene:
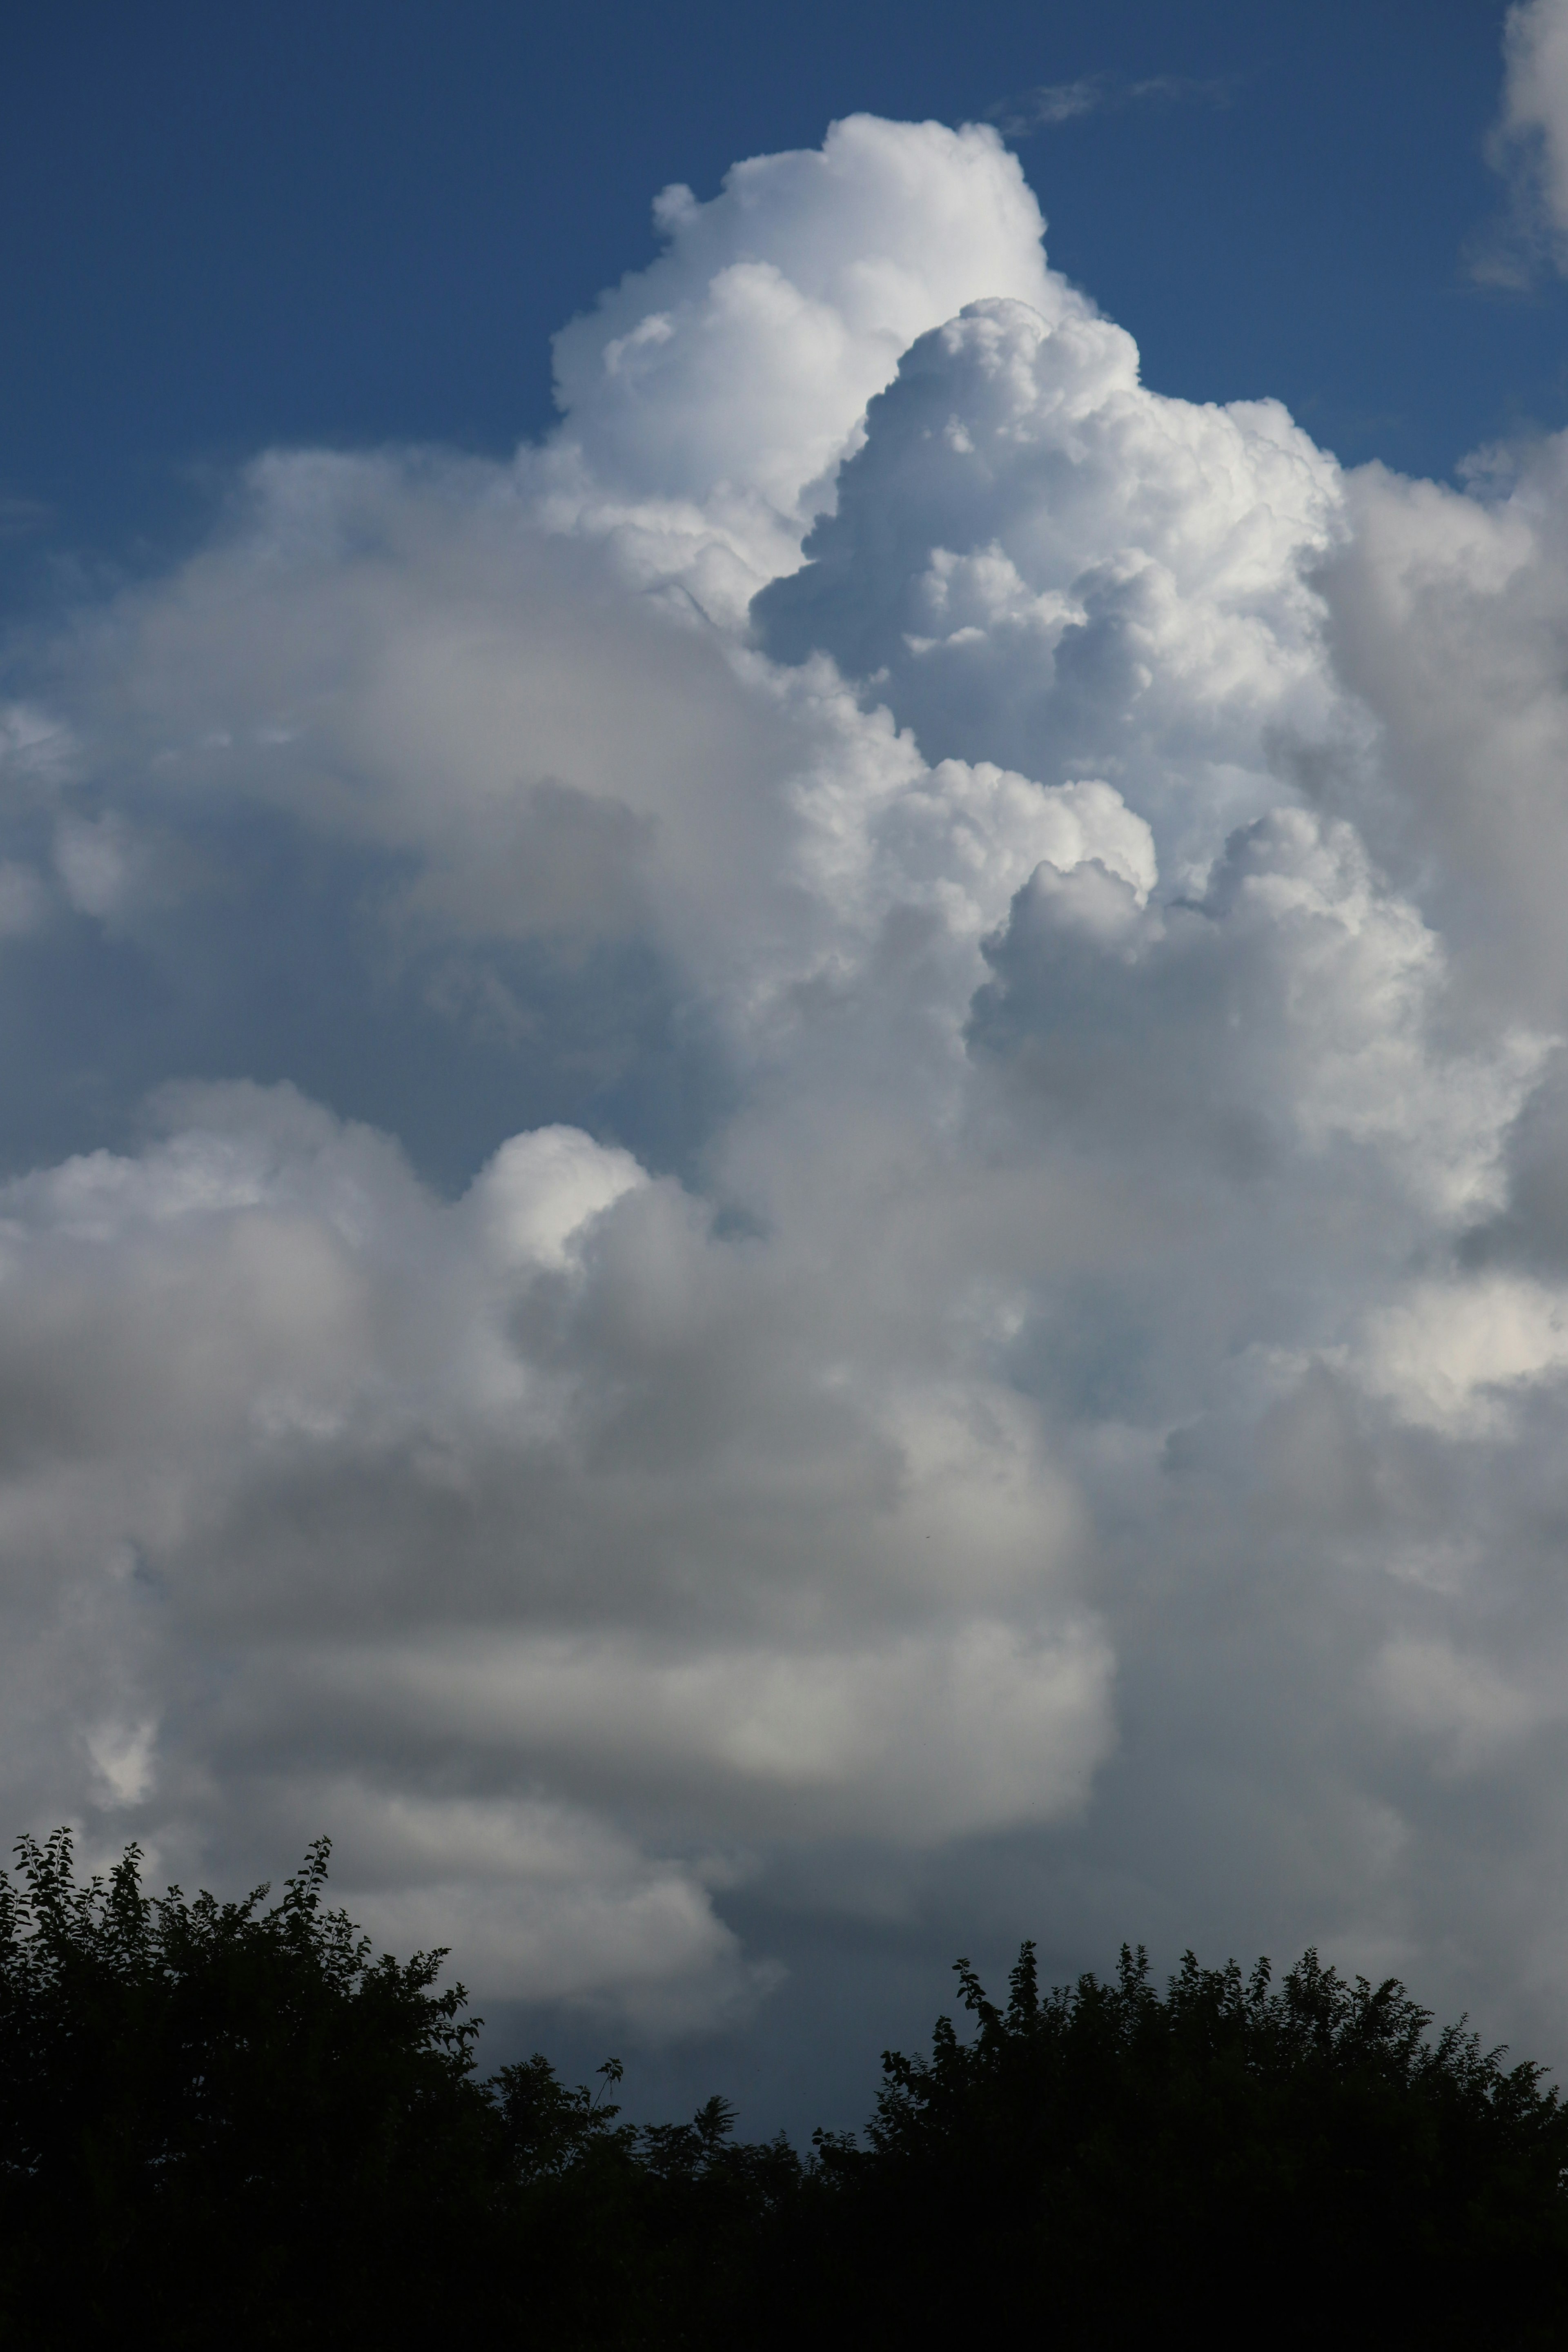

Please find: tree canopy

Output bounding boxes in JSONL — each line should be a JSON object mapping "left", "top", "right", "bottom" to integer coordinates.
{"left": 811, "top": 1938, "right": 1568, "bottom": 2345}
{"left": 2, "top": 1831, "right": 1565, "bottom": 2346}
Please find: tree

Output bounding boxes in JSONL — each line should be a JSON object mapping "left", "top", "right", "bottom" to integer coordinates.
{"left": 0, "top": 1829, "right": 801, "bottom": 2348}
{"left": 811, "top": 1941, "right": 1568, "bottom": 2346}
{"left": 5, "top": 1829, "right": 1568, "bottom": 2348}
{"left": 0, "top": 1828, "right": 502, "bottom": 2343}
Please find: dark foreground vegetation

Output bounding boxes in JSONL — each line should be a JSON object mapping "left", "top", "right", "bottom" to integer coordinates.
{"left": 3, "top": 1835, "right": 1568, "bottom": 2348}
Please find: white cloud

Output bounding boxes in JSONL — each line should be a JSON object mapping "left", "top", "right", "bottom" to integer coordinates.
{"left": 542, "top": 114, "right": 1063, "bottom": 612}
{"left": 0, "top": 1078, "right": 1105, "bottom": 2014}
{"left": 1479, "top": 0, "right": 1568, "bottom": 280}
{"left": 319, "top": 1793, "right": 769, "bottom": 2029}
{"left": 10, "top": 94, "right": 1568, "bottom": 2065}
{"left": 1355, "top": 1275, "right": 1568, "bottom": 1436}
{"left": 755, "top": 297, "right": 1343, "bottom": 892}
{"left": 54, "top": 813, "right": 157, "bottom": 920}
{"left": 1321, "top": 445, "right": 1568, "bottom": 1025}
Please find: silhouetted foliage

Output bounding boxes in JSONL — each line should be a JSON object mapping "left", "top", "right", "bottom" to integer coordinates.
{"left": 0, "top": 1828, "right": 503, "bottom": 2342}
{"left": 3, "top": 1831, "right": 1567, "bottom": 2347}
{"left": 807, "top": 1940, "right": 1568, "bottom": 2347}
{"left": 0, "top": 1830, "right": 803, "bottom": 2347}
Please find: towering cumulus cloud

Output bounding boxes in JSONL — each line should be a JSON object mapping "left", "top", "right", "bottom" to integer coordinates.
{"left": 6, "top": 109, "right": 1568, "bottom": 2054}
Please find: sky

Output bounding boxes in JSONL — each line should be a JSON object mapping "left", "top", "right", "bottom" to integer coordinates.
{"left": 12, "top": 0, "right": 1568, "bottom": 2139}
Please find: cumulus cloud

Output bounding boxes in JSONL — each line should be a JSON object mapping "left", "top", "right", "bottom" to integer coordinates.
{"left": 756, "top": 295, "right": 1347, "bottom": 887}
{"left": 542, "top": 115, "right": 1061, "bottom": 613}
{"left": 1320, "top": 439, "right": 1568, "bottom": 1025}
{"left": 1475, "top": 0, "right": 1568, "bottom": 282}
{"left": 0, "top": 1074, "right": 1105, "bottom": 2023}
{"left": 9, "top": 98, "right": 1568, "bottom": 2066}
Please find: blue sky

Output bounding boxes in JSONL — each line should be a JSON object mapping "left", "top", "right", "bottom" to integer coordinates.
{"left": 14, "top": 0, "right": 1568, "bottom": 2142}
{"left": 0, "top": 0, "right": 1544, "bottom": 583}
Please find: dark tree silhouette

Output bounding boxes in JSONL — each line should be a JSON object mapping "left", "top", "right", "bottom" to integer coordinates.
{"left": 0, "top": 1829, "right": 801, "bottom": 2346}
{"left": 808, "top": 1940, "right": 1568, "bottom": 2346}
{"left": 0, "top": 1828, "right": 504, "bottom": 2341}
{"left": 3, "top": 1832, "right": 1567, "bottom": 2348}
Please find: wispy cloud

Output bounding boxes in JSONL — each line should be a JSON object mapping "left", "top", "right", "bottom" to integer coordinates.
{"left": 989, "top": 71, "right": 1241, "bottom": 141}
{"left": 0, "top": 492, "right": 53, "bottom": 544}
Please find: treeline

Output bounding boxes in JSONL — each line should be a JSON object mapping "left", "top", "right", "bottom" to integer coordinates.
{"left": 3, "top": 1833, "right": 1567, "bottom": 2347}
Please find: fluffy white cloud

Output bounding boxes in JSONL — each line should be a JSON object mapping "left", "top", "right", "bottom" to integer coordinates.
{"left": 9, "top": 96, "right": 1568, "bottom": 2071}
{"left": 1482, "top": 0, "right": 1568, "bottom": 278}
{"left": 543, "top": 114, "right": 1062, "bottom": 612}
{"left": 1322, "top": 441, "right": 1568, "bottom": 1026}
{"left": 755, "top": 294, "right": 1344, "bottom": 889}
{"left": 0, "top": 1078, "right": 1106, "bottom": 2025}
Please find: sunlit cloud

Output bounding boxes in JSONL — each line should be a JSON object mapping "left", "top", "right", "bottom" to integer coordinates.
{"left": 5, "top": 89, "right": 1568, "bottom": 2062}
